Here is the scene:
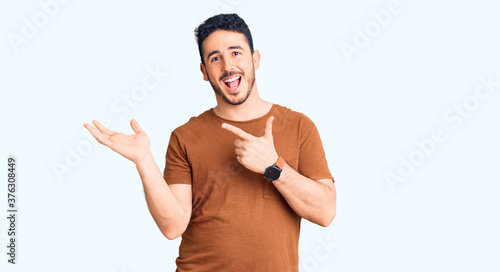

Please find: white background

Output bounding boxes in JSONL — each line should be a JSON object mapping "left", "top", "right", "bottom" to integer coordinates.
{"left": 1, "top": 0, "right": 499, "bottom": 271}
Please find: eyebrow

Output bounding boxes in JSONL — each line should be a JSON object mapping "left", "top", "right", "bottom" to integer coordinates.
{"left": 206, "top": 45, "right": 245, "bottom": 60}
{"left": 207, "top": 50, "right": 220, "bottom": 60}
{"left": 228, "top": 45, "right": 244, "bottom": 51}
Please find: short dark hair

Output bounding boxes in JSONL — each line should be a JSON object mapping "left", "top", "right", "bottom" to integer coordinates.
{"left": 194, "top": 13, "right": 254, "bottom": 65}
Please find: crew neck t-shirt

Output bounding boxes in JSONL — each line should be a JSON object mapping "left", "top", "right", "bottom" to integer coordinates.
{"left": 163, "top": 104, "right": 334, "bottom": 272}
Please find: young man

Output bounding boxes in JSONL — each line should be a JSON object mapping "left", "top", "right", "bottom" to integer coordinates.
{"left": 84, "top": 13, "right": 336, "bottom": 272}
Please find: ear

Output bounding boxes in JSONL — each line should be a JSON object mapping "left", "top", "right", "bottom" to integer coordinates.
{"left": 252, "top": 50, "right": 261, "bottom": 70}
{"left": 200, "top": 63, "right": 209, "bottom": 81}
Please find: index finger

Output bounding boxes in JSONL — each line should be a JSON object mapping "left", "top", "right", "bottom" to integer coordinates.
{"left": 221, "top": 123, "right": 254, "bottom": 140}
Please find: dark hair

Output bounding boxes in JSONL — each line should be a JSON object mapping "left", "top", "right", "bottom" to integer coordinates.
{"left": 194, "top": 13, "right": 254, "bottom": 65}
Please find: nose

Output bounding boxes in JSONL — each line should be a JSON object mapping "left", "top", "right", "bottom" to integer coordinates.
{"left": 221, "top": 54, "right": 236, "bottom": 71}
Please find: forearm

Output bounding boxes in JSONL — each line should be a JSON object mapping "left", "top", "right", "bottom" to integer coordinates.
{"left": 273, "top": 163, "right": 336, "bottom": 227}
{"left": 135, "top": 152, "right": 189, "bottom": 239}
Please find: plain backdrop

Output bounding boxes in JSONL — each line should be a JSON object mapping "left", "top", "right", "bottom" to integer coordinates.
{"left": 1, "top": 0, "right": 499, "bottom": 271}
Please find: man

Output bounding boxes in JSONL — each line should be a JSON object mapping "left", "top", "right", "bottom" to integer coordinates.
{"left": 84, "top": 13, "right": 336, "bottom": 272}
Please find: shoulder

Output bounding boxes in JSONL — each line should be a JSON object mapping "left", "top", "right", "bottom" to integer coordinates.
{"left": 170, "top": 109, "right": 218, "bottom": 138}
{"left": 272, "top": 104, "right": 317, "bottom": 130}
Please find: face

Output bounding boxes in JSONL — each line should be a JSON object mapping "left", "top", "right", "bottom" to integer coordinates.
{"left": 200, "top": 30, "right": 260, "bottom": 106}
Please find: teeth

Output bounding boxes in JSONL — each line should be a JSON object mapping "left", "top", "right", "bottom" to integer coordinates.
{"left": 224, "top": 76, "right": 240, "bottom": 83}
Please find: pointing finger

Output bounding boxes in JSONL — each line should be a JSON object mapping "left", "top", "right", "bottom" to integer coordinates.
{"left": 221, "top": 123, "right": 254, "bottom": 140}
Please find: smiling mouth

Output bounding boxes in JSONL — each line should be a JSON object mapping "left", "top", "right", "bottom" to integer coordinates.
{"left": 223, "top": 76, "right": 241, "bottom": 91}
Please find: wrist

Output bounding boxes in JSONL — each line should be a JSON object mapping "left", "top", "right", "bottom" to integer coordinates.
{"left": 135, "top": 151, "right": 154, "bottom": 167}
{"left": 263, "top": 156, "right": 285, "bottom": 182}
{"left": 273, "top": 162, "right": 290, "bottom": 184}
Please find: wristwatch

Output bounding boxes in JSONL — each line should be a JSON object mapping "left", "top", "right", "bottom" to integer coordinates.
{"left": 264, "top": 156, "right": 285, "bottom": 181}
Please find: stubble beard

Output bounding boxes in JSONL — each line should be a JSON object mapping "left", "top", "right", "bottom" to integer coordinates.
{"left": 209, "top": 67, "right": 256, "bottom": 106}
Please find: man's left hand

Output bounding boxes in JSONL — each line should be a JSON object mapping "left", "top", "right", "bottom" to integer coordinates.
{"left": 221, "top": 116, "right": 279, "bottom": 174}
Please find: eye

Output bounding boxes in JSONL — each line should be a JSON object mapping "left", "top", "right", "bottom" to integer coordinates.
{"left": 233, "top": 52, "right": 241, "bottom": 56}
{"left": 211, "top": 56, "right": 220, "bottom": 62}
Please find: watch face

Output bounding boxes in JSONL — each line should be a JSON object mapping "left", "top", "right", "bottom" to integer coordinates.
{"left": 265, "top": 167, "right": 280, "bottom": 181}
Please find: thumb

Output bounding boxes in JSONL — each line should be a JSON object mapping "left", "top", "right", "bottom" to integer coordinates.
{"left": 264, "top": 116, "right": 274, "bottom": 139}
{"left": 130, "top": 119, "right": 143, "bottom": 134}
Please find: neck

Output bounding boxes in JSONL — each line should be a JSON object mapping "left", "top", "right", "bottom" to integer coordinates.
{"left": 213, "top": 86, "right": 273, "bottom": 121}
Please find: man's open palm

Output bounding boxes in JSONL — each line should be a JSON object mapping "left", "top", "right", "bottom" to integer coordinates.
{"left": 83, "top": 119, "right": 150, "bottom": 164}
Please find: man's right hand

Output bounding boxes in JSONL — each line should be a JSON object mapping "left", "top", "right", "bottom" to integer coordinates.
{"left": 83, "top": 119, "right": 151, "bottom": 164}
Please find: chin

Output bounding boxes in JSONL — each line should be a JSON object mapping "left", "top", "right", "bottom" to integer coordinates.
{"left": 221, "top": 88, "right": 251, "bottom": 105}
{"left": 223, "top": 94, "right": 247, "bottom": 105}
